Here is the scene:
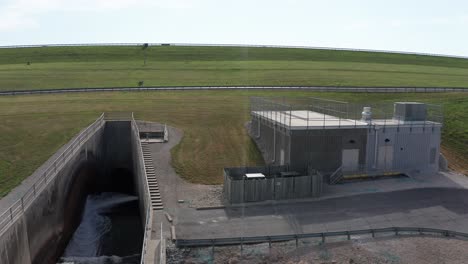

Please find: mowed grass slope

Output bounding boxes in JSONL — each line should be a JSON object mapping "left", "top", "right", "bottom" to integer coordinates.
{"left": 1, "top": 46, "right": 468, "bottom": 90}
{"left": 0, "top": 91, "right": 467, "bottom": 197}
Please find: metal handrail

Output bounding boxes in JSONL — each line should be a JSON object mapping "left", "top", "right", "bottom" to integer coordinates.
{"left": 131, "top": 116, "right": 154, "bottom": 264}
{"left": 1, "top": 86, "right": 467, "bottom": 96}
{"left": 176, "top": 226, "right": 468, "bottom": 247}
{"left": 0, "top": 113, "right": 105, "bottom": 236}
{"left": 329, "top": 166, "right": 343, "bottom": 184}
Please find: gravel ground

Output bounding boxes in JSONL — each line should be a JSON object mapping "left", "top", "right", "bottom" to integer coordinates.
{"left": 167, "top": 235, "right": 468, "bottom": 264}
{"left": 146, "top": 124, "right": 224, "bottom": 210}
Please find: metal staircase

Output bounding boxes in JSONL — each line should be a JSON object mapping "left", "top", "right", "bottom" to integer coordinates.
{"left": 141, "top": 142, "right": 164, "bottom": 210}
{"left": 329, "top": 166, "right": 343, "bottom": 184}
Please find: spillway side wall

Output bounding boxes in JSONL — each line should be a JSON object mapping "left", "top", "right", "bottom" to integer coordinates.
{"left": 0, "top": 122, "right": 105, "bottom": 264}
{"left": 131, "top": 122, "right": 150, "bottom": 225}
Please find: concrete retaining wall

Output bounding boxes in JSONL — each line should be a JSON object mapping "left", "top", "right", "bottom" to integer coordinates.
{"left": 0, "top": 119, "right": 149, "bottom": 264}
{"left": 0, "top": 217, "right": 31, "bottom": 264}
{"left": 0, "top": 123, "right": 105, "bottom": 264}
{"left": 131, "top": 121, "right": 150, "bottom": 224}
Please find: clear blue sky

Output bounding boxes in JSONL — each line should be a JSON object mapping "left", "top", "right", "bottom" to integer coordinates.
{"left": 1, "top": 0, "right": 467, "bottom": 56}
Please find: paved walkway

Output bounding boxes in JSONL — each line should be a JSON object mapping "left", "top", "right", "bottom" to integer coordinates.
{"left": 140, "top": 124, "right": 468, "bottom": 242}
{"left": 175, "top": 187, "right": 468, "bottom": 239}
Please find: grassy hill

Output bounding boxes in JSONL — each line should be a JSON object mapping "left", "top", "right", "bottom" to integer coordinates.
{"left": 0, "top": 45, "right": 468, "bottom": 90}
{"left": 0, "top": 45, "right": 467, "bottom": 197}
{"left": 1, "top": 91, "right": 467, "bottom": 197}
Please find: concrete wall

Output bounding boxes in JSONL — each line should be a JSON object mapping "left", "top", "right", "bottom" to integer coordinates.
{"left": 366, "top": 126, "right": 441, "bottom": 173}
{"left": 131, "top": 122, "right": 150, "bottom": 225}
{"left": 253, "top": 115, "right": 441, "bottom": 175}
{"left": 0, "top": 124, "right": 105, "bottom": 264}
{"left": 0, "top": 120, "right": 149, "bottom": 264}
{"left": 253, "top": 114, "right": 369, "bottom": 173}
{"left": 253, "top": 117, "right": 291, "bottom": 166}
{"left": 0, "top": 217, "right": 31, "bottom": 264}
{"left": 289, "top": 128, "right": 368, "bottom": 173}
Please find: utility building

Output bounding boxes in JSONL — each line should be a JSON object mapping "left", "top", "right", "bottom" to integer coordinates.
{"left": 249, "top": 97, "right": 443, "bottom": 182}
{"left": 223, "top": 97, "right": 442, "bottom": 204}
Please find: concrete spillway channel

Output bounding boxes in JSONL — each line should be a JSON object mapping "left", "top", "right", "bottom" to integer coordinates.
{"left": 0, "top": 113, "right": 165, "bottom": 264}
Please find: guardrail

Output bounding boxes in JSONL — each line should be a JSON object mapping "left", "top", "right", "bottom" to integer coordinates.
{"left": 175, "top": 227, "right": 468, "bottom": 247}
{"left": 0, "top": 113, "right": 105, "bottom": 236}
{"left": 105, "top": 112, "right": 134, "bottom": 121}
{"left": 0, "top": 86, "right": 467, "bottom": 96}
{"left": 131, "top": 115, "right": 156, "bottom": 264}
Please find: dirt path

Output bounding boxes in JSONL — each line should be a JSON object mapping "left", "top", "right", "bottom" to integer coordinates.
{"left": 146, "top": 125, "right": 223, "bottom": 213}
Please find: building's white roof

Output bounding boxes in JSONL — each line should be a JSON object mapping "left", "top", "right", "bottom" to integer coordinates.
{"left": 252, "top": 110, "right": 442, "bottom": 130}
{"left": 252, "top": 110, "right": 369, "bottom": 129}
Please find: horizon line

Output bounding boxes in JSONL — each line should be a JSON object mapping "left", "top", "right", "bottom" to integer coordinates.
{"left": 1, "top": 42, "right": 468, "bottom": 60}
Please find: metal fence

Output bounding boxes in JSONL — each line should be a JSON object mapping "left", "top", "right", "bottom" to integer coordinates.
{"left": 176, "top": 226, "right": 468, "bottom": 247}
{"left": 0, "top": 86, "right": 467, "bottom": 96}
{"left": 250, "top": 96, "right": 443, "bottom": 130}
{"left": 224, "top": 166, "right": 323, "bottom": 203}
{"left": 0, "top": 114, "right": 105, "bottom": 236}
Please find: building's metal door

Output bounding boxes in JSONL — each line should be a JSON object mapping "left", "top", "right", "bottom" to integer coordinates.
{"left": 342, "top": 149, "right": 359, "bottom": 172}
{"left": 378, "top": 146, "right": 393, "bottom": 171}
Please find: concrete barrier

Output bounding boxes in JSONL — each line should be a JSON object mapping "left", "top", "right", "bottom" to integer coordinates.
{"left": 0, "top": 114, "right": 150, "bottom": 264}
{"left": 0, "top": 117, "right": 105, "bottom": 263}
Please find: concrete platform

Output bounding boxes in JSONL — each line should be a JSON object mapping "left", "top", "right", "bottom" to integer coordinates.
{"left": 141, "top": 123, "right": 468, "bottom": 247}
{"left": 175, "top": 187, "right": 468, "bottom": 239}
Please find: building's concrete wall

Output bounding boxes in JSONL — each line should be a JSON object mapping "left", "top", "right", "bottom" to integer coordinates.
{"left": 253, "top": 114, "right": 368, "bottom": 173}
{"left": 253, "top": 117, "right": 291, "bottom": 166}
{"left": 366, "top": 126, "right": 441, "bottom": 173}
{"left": 289, "top": 128, "right": 368, "bottom": 172}
{"left": 252, "top": 114, "right": 441, "bottom": 175}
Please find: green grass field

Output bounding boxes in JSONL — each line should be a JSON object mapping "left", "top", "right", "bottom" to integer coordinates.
{"left": 1, "top": 46, "right": 468, "bottom": 90}
{"left": 1, "top": 91, "right": 467, "bottom": 197}
{"left": 0, "top": 45, "right": 467, "bottom": 197}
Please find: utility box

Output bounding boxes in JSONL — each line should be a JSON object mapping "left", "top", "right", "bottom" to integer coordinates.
{"left": 394, "top": 102, "right": 427, "bottom": 121}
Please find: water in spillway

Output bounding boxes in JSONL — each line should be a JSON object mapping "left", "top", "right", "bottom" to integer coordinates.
{"left": 58, "top": 192, "right": 143, "bottom": 264}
